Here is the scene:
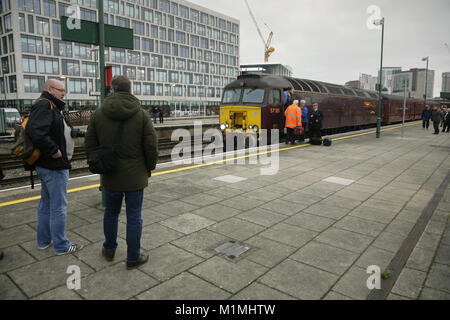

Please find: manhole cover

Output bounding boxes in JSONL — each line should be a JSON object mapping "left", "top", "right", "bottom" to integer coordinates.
{"left": 214, "top": 241, "right": 250, "bottom": 259}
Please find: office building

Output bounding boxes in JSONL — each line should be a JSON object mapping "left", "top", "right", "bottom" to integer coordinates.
{"left": 0, "top": 0, "right": 240, "bottom": 114}
{"left": 391, "top": 68, "right": 435, "bottom": 100}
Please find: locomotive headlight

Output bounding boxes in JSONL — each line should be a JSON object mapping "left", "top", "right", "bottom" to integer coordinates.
{"left": 252, "top": 126, "right": 259, "bottom": 132}
{"left": 220, "top": 124, "right": 226, "bottom": 130}
{"left": 225, "top": 123, "right": 229, "bottom": 128}
{"left": 249, "top": 125, "right": 253, "bottom": 129}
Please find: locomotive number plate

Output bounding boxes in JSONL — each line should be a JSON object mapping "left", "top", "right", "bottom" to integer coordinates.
{"left": 270, "top": 108, "right": 280, "bottom": 114}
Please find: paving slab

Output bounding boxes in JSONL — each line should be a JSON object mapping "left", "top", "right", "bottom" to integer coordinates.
{"left": 7, "top": 255, "right": 95, "bottom": 298}
{"left": 139, "top": 244, "right": 203, "bottom": 281}
{"left": 160, "top": 213, "right": 215, "bottom": 234}
{"left": 315, "top": 227, "right": 373, "bottom": 254}
{"left": 231, "top": 282, "right": 296, "bottom": 300}
{"left": 391, "top": 267, "right": 427, "bottom": 299}
{"left": 290, "top": 241, "right": 359, "bottom": 276}
{"left": 259, "top": 259, "right": 338, "bottom": 300}
{"left": 244, "top": 236, "right": 297, "bottom": 268}
{"left": 259, "top": 223, "right": 317, "bottom": 248}
{"left": 171, "top": 229, "right": 231, "bottom": 259}
{"left": 236, "top": 207, "right": 287, "bottom": 227}
{"left": 207, "top": 217, "right": 265, "bottom": 242}
{"left": 190, "top": 256, "right": 268, "bottom": 294}
{"left": 78, "top": 262, "right": 159, "bottom": 300}
{"left": 0, "top": 245, "right": 36, "bottom": 274}
{"left": 136, "top": 272, "right": 230, "bottom": 300}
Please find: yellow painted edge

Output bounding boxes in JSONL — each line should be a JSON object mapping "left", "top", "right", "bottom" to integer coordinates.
{"left": 0, "top": 122, "right": 420, "bottom": 208}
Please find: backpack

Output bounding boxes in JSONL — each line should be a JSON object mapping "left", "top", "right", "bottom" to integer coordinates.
{"left": 323, "top": 137, "right": 332, "bottom": 147}
{"left": 11, "top": 98, "right": 55, "bottom": 188}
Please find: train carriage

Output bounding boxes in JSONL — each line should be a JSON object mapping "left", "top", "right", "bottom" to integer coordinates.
{"left": 220, "top": 74, "right": 439, "bottom": 141}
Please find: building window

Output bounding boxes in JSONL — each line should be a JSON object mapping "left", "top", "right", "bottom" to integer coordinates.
{"left": 151, "top": 54, "right": 162, "bottom": 68}
{"left": 22, "top": 35, "right": 43, "bottom": 54}
{"left": 147, "top": 68, "right": 155, "bottom": 81}
{"left": 43, "top": 0, "right": 56, "bottom": 17}
{"left": 160, "top": 41, "right": 170, "bottom": 55}
{"left": 132, "top": 21, "right": 145, "bottom": 35}
{"left": 19, "top": 0, "right": 41, "bottom": 14}
{"left": 69, "top": 78, "right": 87, "bottom": 94}
{"left": 156, "top": 70, "right": 167, "bottom": 82}
{"left": 22, "top": 55, "right": 37, "bottom": 73}
{"left": 124, "top": 66, "right": 136, "bottom": 80}
{"left": 180, "top": 5, "right": 189, "bottom": 19}
{"left": 74, "top": 43, "right": 91, "bottom": 59}
{"left": 23, "top": 75, "right": 44, "bottom": 93}
{"left": 39, "top": 56, "right": 59, "bottom": 74}
{"left": 133, "top": 82, "right": 141, "bottom": 95}
{"left": 154, "top": 11, "right": 162, "bottom": 25}
{"left": 127, "top": 51, "right": 140, "bottom": 65}
{"left": 143, "top": 83, "right": 155, "bottom": 95}
{"left": 80, "top": 8, "right": 97, "bottom": 22}
{"left": 137, "top": 67, "right": 145, "bottom": 80}
{"left": 110, "top": 48, "right": 125, "bottom": 63}
{"left": 36, "top": 17, "right": 50, "bottom": 36}
{"left": 126, "top": 3, "right": 134, "bottom": 18}
{"left": 52, "top": 20, "right": 60, "bottom": 37}
{"left": 133, "top": 37, "right": 140, "bottom": 50}
{"left": 142, "top": 8, "right": 152, "bottom": 22}
{"left": 105, "top": 0, "right": 119, "bottom": 14}
{"left": 156, "top": 84, "right": 163, "bottom": 96}
{"left": 82, "top": 62, "right": 97, "bottom": 77}
{"left": 176, "top": 31, "right": 186, "bottom": 44}
{"left": 142, "top": 38, "right": 154, "bottom": 52}
{"left": 62, "top": 59, "right": 80, "bottom": 76}
{"left": 53, "top": 40, "right": 72, "bottom": 57}
{"left": 180, "top": 46, "right": 189, "bottom": 58}
{"left": 116, "top": 17, "right": 130, "bottom": 28}
{"left": 160, "top": 0, "right": 170, "bottom": 12}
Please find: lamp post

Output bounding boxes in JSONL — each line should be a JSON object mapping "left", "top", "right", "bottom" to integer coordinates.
{"left": 422, "top": 56, "right": 429, "bottom": 108}
{"left": 170, "top": 83, "right": 176, "bottom": 117}
{"left": 401, "top": 79, "right": 408, "bottom": 138}
{"left": 90, "top": 47, "right": 100, "bottom": 108}
{"left": 374, "top": 17, "right": 385, "bottom": 139}
{"left": 60, "top": 76, "right": 68, "bottom": 110}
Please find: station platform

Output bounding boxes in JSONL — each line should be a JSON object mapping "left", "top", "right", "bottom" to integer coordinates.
{"left": 0, "top": 121, "right": 449, "bottom": 300}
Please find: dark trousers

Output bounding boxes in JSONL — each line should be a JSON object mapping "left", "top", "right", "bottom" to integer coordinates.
{"left": 286, "top": 127, "right": 295, "bottom": 144}
{"left": 423, "top": 120, "right": 430, "bottom": 129}
{"left": 433, "top": 121, "right": 440, "bottom": 134}
{"left": 299, "top": 123, "right": 308, "bottom": 141}
{"left": 159, "top": 114, "right": 164, "bottom": 124}
{"left": 103, "top": 189, "right": 144, "bottom": 263}
{"left": 310, "top": 125, "right": 322, "bottom": 139}
{"left": 443, "top": 122, "right": 449, "bottom": 132}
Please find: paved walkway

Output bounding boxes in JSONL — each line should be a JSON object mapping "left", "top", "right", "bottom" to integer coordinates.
{"left": 0, "top": 122, "right": 449, "bottom": 300}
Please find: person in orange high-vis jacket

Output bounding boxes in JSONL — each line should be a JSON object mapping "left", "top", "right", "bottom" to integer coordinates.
{"left": 284, "top": 100, "right": 302, "bottom": 145}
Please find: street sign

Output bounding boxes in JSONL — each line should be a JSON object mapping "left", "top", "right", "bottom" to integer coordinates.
{"left": 60, "top": 16, "right": 133, "bottom": 49}
{"left": 89, "top": 91, "right": 101, "bottom": 96}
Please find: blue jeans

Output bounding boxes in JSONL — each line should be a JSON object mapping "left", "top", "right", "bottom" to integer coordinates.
{"left": 103, "top": 189, "right": 144, "bottom": 263}
{"left": 35, "top": 166, "right": 71, "bottom": 254}
{"left": 152, "top": 114, "right": 157, "bottom": 124}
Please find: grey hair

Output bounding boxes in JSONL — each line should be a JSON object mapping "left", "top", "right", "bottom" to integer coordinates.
{"left": 313, "top": 103, "right": 319, "bottom": 107}
{"left": 111, "top": 75, "right": 131, "bottom": 93}
{"left": 293, "top": 100, "right": 299, "bottom": 105}
{"left": 300, "top": 100, "right": 306, "bottom": 104}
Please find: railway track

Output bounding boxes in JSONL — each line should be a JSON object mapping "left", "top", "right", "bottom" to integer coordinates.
{"left": 0, "top": 138, "right": 206, "bottom": 187}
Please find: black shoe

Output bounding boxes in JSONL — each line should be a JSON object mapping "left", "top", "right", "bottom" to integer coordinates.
{"left": 127, "top": 252, "right": 149, "bottom": 270}
{"left": 0, "top": 250, "right": 3, "bottom": 260}
{"left": 102, "top": 247, "right": 116, "bottom": 262}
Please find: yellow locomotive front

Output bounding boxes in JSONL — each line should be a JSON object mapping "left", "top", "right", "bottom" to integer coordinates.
{"left": 220, "top": 87, "right": 263, "bottom": 135}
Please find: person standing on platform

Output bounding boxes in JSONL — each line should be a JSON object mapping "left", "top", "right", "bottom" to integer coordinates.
{"left": 431, "top": 105, "right": 443, "bottom": 135}
{"left": 283, "top": 88, "right": 294, "bottom": 109}
{"left": 421, "top": 105, "right": 432, "bottom": 130}
{"left": 158, "top": 107, "right": 164, "bottom": 124}
{"left": 299, "top": 100, "right": 308, "bottom": 142}
{"left": 85, "top": 76, "right": 158, "bottom": 270}
{"left": 151, "top": 106, "right": 159, "bottom": 124}
{"left": 26, "top": 79, "right": 82, "bottom": 255}
{"left": 442, "top": 106, "right": 449, "bottom": 133}
{"left": 284, "top": 100, "right": 302, "bottom": 145}
{"left": 309, "top": 103, "right": 324, "bottom": 139}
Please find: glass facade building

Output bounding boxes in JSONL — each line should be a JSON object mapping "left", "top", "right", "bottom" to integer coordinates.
{"left": 0, "top": 0, "right": 240, "bottom": 113}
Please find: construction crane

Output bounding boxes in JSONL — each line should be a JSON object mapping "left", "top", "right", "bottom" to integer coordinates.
{"left": 244, "top": 0, "right": 275, "bottom": 63}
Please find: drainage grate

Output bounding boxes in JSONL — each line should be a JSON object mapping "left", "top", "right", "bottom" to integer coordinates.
{"left": 214, "top": 241, "right": 250, "bottom": 260}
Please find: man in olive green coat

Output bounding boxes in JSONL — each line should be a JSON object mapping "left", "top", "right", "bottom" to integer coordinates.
{"left": 85, "top": 76, "right": 158, "bottom": 269}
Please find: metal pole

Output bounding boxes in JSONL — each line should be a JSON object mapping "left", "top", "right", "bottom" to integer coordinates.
{"left": 423, "top": 57, "right": 429, "bottom": 109}
{"left": 376, "top": 18, "right": 384, "bottom": 139}
{"left": 98, "top": 0, "right": 106, "bottom": 209}
{"left": 402, "top": 79, "right": 407, "bottom": 138}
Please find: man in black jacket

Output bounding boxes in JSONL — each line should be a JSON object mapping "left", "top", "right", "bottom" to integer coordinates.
{"left": 309, "top": 103, "right": 324, "bottom": 139}
{"left": 26, "top": 79, "right": 82, "bottom": 255}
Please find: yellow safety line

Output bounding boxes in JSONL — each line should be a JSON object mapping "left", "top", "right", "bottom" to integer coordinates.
{"left": 0, "top": 122, "right": 420, "bottom": 208}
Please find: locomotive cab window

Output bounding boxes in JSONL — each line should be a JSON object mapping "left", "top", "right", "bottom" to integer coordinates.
{"left": 269, "top": 89, "right": 282, "bottom": 105}
{"left": 222, "top": 88, "right": 241, "bottom": 104}
{"left": 242, "top": 88, "right": 265, "bottom": 104}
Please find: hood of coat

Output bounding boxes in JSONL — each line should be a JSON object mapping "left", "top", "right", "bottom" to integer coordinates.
{"left": 101, "top": 92, "right": 141, "bottom": 121}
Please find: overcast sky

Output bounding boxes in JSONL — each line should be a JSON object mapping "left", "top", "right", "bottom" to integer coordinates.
{"left": 189, "top": 0, "right": 450, "bottom": 97}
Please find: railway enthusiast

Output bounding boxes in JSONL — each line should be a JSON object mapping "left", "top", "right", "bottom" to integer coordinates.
{"left": 309, "top": 103, "right": 324, "bottom": 139}
{"left": 299, "top": 100, "right": 309, "bottom": 142}
{"left": 26, "top": 79, "right": 82, "bottom": 255}
{"left": 431, "top": 105, "right": 443, "bottom": 135}
{"left": 422, "top": 105, "right": 432, "bottom": 130}
{"left": 85, "top": 76, "right": 158, "bottom": 270}
{"left": 284, "top": 100, "right": 302, "bottom": 145}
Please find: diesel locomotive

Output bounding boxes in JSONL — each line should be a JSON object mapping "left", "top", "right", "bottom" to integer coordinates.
{"left": 219, "top": 74, "right": 435, "bottom": 138}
